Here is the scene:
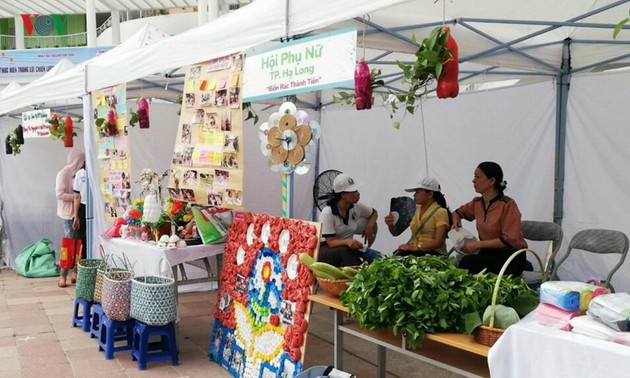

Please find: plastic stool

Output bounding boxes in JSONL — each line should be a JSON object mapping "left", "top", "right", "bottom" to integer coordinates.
{"left": 71, "top": 298, "right": 93, "bottom": 332}
{"left": 98, "top": 313, "right": 134, "bottom": 360}
{"left": 131, "top": 321, "right": 179, "bottom": 370}
{"left": 90, "top": 304, "right": 104, "bottom": 339}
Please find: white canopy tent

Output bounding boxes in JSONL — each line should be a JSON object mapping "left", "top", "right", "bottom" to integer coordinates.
{"left": 1, "top": 0, "right": 630, "bottom": 291}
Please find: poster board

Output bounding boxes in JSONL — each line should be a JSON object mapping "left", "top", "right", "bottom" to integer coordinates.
{"left": 169, "top": 54, "right": 244, "bottom": 210}
{"left": 210, "top": 212, "right": 321, "bottom": 377}
{"left": 21, "top": 109, "right": 51, "bottom": 138}
{"left": 91, "top": 84, "right": 132, "bottom": 221}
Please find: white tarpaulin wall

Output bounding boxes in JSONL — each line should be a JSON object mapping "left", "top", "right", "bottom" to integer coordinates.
{"left": 318, "top": 80, "right": 556, "bottom": 264}
{"left": 561, "top": 70, "right": 630, "bottom": 291}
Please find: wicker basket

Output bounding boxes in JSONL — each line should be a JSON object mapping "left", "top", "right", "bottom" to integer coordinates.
{"left": 316, "top": 277, "right": 350, "bottom": 297}
{"left": 473, "top": 248, "right": 546, "bottom": 347}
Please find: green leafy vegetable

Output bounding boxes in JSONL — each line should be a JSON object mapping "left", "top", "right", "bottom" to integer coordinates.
{"left": 340, "top": 255, "right": 538, "bottom": 349}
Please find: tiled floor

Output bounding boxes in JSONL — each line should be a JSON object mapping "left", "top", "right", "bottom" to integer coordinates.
{"left": 0, "top": 269, "right": 461, "bottom": 377}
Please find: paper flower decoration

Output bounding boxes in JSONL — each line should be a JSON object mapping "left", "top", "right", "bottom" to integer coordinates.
{"left": 258, "top": 102, "right": 320, "bottom": 174}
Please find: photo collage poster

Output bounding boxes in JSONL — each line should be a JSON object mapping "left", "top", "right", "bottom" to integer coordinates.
{"left": 170, "top": 54, "right": 244, "bottom": 210}
{"left": 91, "top": 83, "right": 132, "bottom": 221}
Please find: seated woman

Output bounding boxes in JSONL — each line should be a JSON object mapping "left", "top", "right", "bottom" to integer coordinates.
{"left": 451, "top": 161, "right": 528, "bottom": 276}
{"left": 384, "top": 177, "right": 450, "bottom": 256}
{"left": 318, "top": 173, "right": 380, "bottom": 267}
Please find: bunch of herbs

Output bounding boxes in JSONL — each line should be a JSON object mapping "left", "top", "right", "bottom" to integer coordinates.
{"left": 340, "top": 255, "right": 537, "bottom": 349}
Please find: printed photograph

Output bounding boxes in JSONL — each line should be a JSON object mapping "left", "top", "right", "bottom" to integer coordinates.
{"left": 214, "top": 169, "right": 230, "bottom": 185}
{"left": 225, "top": 189, "right": 243, "bottom": 206}
{"left": 199, "top": 172, "right": 214, "bottom": 189}
{"left": 223, "top": 134, "right": 239, "bottom": 153}
{"left": 205, "top": 111, "right": 219, "bottom": 129}
{"left": 207, "top": 190, "right": 223, "bottom": 207}
{"left": 193, "top": 108, "right": 205, "bottom": 124}
{"left": 182, "top": 188, "right": 196, "bottom": 202}
{"left": 190, "top": 65, "right": 201, "bottom": 79}
{"left": 230, "top": 54, "right": 243, "bottom": 72}
{"left": 183, "top": 169, "right": 199, "bottom": 186}
{"left": 185, "top": 93, "right": 195, "bottom": 107}
{"left": 229, "top": 87, "right": 240, "bottom": 109}
{"left": 200, "top": 92, "right": 212, "bottom": 106}
{"left": 221, "top": 153, "right": 239, "bottom": 169}
{"left": 181, "top": 123, "right": 192, "bottom": 144}
{"left": 215, "top": 89, "right": 227, "bottom": 107}
{"left": 168, "top": 187, "right": 184, "bottom": 201}
{"left": 220, "top": 110, "right": 232, "bottom": 131}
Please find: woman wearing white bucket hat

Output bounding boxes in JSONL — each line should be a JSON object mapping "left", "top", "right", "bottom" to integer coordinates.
{"left": 384, "top": 177, "right": 450, "bottom": 256}
{"left": 318, "top": 173, "right": 381, "bottom": 267}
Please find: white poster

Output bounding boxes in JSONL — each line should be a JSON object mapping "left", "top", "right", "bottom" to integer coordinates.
{"left": 21, "top": 108, "right": 51, "bottom": 138}
{"left": 243, "top": 27, "right": 356, "bottom": 102}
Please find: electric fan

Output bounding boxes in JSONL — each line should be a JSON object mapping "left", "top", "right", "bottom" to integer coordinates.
{"left": 313, "top": 169, "right": 342, "bottom": 211}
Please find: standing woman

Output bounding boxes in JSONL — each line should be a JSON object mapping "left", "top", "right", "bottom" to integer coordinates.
{"left": 55, "top": 150, "right": 85, "bottom": 288}
{"left": 451, "top": 162, "right": 528, "bottom": 276}
{"left": 384, "top": 177, "right": 450, "bottom": 256}
{"left": 318, "top": 173, "right": 380, "bottom": 267}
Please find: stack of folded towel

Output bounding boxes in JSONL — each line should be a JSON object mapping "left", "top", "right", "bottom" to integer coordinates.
{"left": 534, "top": 281, "right": 608, "bottom": 330}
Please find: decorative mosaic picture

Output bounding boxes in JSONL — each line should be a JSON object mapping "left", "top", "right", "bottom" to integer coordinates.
{"left": 210, "top": 213, "right": 320, "bottom": 378}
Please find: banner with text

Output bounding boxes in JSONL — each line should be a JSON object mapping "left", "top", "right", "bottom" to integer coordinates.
{"left": 0, "top": 46, "right": 109, "bottom": 77}
{"left": 242, "top": 27, "right": 356, "bottom": 102}
{"left": 21, "top": 108, "right": 51, "bottom": 138}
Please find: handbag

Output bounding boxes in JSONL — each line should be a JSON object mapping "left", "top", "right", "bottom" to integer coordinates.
{"left": 59, "top": 237, "right": 82, "bottom": 270}
{"left": 14, "top": 238, "right": 58, "bottom": 278}
{"left": 130, "top": 258, "right": 177, "bottom": 326}
{"left": 393, "top": 206, "right": 440, "bottom": 255}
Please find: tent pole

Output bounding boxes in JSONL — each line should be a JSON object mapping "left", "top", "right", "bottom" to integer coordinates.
{"left": 553, "top": 38, "right": 571, "bottom": 225}
{"left": 311, "top": 91, "right": 322, "bottom": 222}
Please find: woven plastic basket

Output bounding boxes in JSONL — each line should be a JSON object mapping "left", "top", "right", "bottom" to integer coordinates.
{"left": 316, "top": 277, "right": 350, "bottom": 297}
{"left": 473, "top": 248, "right": 546, "bottom": 347}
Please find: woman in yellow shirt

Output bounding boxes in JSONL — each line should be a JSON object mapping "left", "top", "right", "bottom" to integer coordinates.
{"left": 384, "top": 177, "right": 450, "bottom": 256}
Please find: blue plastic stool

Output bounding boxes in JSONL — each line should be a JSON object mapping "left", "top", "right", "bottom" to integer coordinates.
{"left": 131, "top": 321, "right": 179, "bottom": 370}
{"left": 71, "top": 298, "right": 93, "bottom": 332}
{"left": 98, "top": 313, "right": 134, "bottom": 360}
{"left": 90, "top": 304, "right": 104, "bottom": 339}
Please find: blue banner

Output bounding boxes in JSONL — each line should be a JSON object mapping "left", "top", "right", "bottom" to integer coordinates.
{"left": 0, "top": 46, "right": 111, "bottom": 77}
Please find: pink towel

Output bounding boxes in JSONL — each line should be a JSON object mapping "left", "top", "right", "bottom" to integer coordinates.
{"left": 592, "top": 287, "right": 609, "bottom": 299}
{"left": 535, "top": 303, "right": 581, "bottom": 331}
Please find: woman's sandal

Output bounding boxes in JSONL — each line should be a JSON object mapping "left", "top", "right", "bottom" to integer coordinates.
{"left": 57, "top": 278, "right": 67, "bottom": 288}
{"left": 70, "top": 275, "right": 77, "bottom": 284}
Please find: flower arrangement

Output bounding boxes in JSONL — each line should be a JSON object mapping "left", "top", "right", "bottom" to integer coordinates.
{"left": 163, "top": 195, "right": 192, "bottom": 225}
{"left": 125, "top": 207, "right": 143, "bottom": 226}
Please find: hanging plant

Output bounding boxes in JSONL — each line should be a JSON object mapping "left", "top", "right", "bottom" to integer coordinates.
{"left": 47, "top": 113, "right": 77, "bottom": 146}
{"left": 388, "top": 26, "right": 454, "bottom": 127}
{"left": 129, "top": 97, "right": 150, "bottom": 129}
{"left": 176, "top": 92, "right": 183, "bottom": 116}
{"left": 333, "top": 68, "right": 385, "bottom": 108}
{"left": 5, "top": 130, "right": 21, "bottom": 155}
{"left": 15, "top": 125, "right": 24, "bottom": 144}
{"left": 95, "top": 106, "right": 118, "bottom": 137}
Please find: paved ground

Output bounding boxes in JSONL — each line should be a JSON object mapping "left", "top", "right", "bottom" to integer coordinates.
{"left": 0, "top": 269, "right": 461, "bottom": 377}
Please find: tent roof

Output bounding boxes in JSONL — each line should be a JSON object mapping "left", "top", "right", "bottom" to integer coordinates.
{"left": 3, "top": 0, "right": 630, "bottom": 115}
{"left": 0, "top": 0, "right": 200, "bottom": 17}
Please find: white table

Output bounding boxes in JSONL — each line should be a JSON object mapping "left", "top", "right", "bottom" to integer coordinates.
{"left": 99, "top": 236, "right": 224, "bottom": 291}
{"left": 488, "top": 313, "right": 630, "bottom": 378}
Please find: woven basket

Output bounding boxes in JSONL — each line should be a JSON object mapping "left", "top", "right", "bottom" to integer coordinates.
{"left": 76, "top": 259, "right": 104, "bottom": 301}
{"left": 473, "top": 248, "right": 546, "bottom": 347}
{"left": 316, "top": 277, "right": 350, "bottom": 297}
{"left": 130, "top": 276, "right": 177, "bottom": 326}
